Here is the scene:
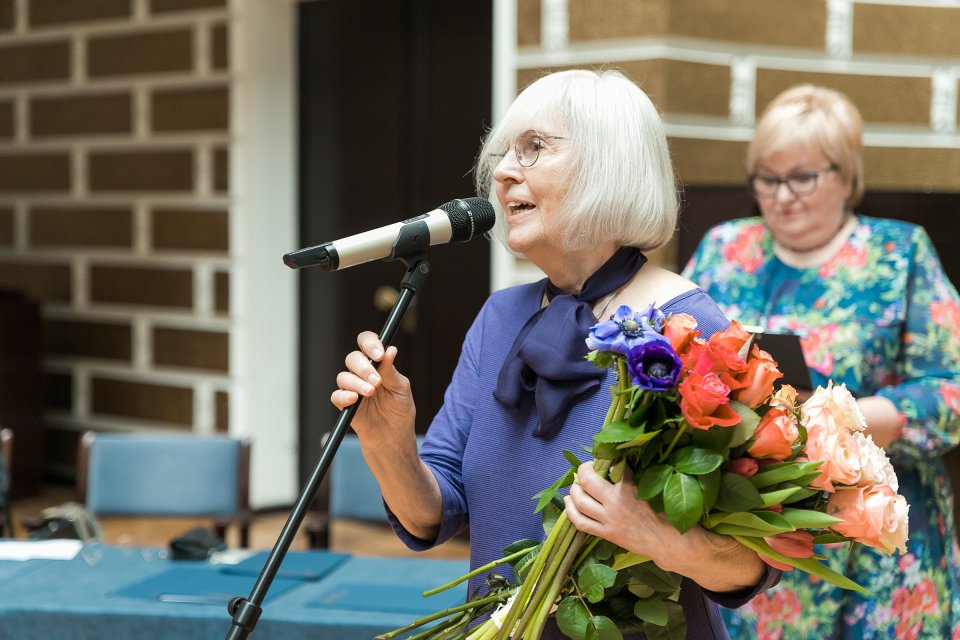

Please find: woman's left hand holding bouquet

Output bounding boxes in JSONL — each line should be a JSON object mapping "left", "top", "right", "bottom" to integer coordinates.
{"left": 566, "top": 462, "right": 765, "bottom": 594}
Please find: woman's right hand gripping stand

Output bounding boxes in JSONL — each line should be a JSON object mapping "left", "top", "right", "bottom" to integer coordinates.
{"left": 330, "top": 331, "right": 443, "bottom": 541}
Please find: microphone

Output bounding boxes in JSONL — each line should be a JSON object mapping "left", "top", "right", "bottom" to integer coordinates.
{"left": 283, "top": 197, "right": 496, "bottom": 271}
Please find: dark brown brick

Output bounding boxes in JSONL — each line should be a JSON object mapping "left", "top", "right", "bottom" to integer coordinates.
{"left": 45, "top": 318, "right": 132, "bottom": 361}
{"left": 669, "top": 137, "right": 749, "bottom": 186}
{"left": 0, "top": 0, "right": 13, "bottom": 31}
{"left": 211, "top": 23, "right": 228, "bottom": 70}
{"left": 0, "top": 261, "right": 71, "bottom": 302}
{"left": 152, "top": 208, "right": 228, "bottom": 252}
{"left": 0, "top": 41, "right": 70, "bottom": 84}
{"left": 92, "top": 377, "right": 193, "bottom": 426}
{"left": 0, "top": 206, "right": 13, "bottom": 246}
{"left": 213, "top": 147, "right": 228, "bottom": 192}
{"left": 151, "top": 0, "right": 225, "bottom": 12}
{"left": 215, "top": 390, "right": 228, "bottom": 432}
{"left": 30, "top": 93, "right": 132, "bottom": 137}
{"left": 30, "top": 0, "right": 129, "bottom": 27}
{"left": 569, "top": 0, "right": 669, "bottom": 42}
{"left": 517, "top": 0, "right": 541, "bottom": 47}
{"left": 756, "top": 70, "right": 930, "bottom": 125}
{"left": 669, "top": 0, "right": 825, "bottom": 49}
{"left": 865, "top": 147, "right": 960, "bottom": 192}
{"left": 153, "top": 327, "right": 228, "bottom": 372}
{"left": 90, "top": 265, "right": 193, "bottom": 308}
{"left": 854, "top": 4, "right": 960, "bottom": 58}
{"left": 152, "top": 86, "right": 228, "bottom": 132}
{"left": 89, "top": 150, "right": 193, "bottom": 192}
{"left": 214, "top": 271, "right": 229, "bottom": 314}
{"left": 88, "top": 29, "right": 192, "bottom": 78}
{"left": 44, "top": 372, "right": 73, "bottom": 411}
{"left": 0, "top": 153, "right": 70, "bottom": 191}
{"left": 0, "top": 99, "right": 12, "bottom": 139}
{"left": 31, "top": 206, "right": 132, "bottom": 248}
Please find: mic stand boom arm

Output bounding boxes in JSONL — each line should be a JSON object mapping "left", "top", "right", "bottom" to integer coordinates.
{"left": 224, "top": 255, "right": 432, "bottom": 640}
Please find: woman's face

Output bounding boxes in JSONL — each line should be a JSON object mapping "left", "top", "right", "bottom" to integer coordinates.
{"left": 752, "top": 145, "right": 853, "bottom": 252}
{"left": 492, "top": 128, "right": 571, "bottom": 259}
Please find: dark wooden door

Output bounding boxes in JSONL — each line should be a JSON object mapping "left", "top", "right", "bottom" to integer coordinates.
{"left": 296, "top": 1, "right": 493, "bottom": 487}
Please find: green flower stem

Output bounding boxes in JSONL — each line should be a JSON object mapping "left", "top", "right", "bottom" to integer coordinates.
{"left": 405, "top": 611, "right": 473, "bottom": 640}
{"left": 377, "top": 592, "right": 509, "bottom": 639}
{"left": 511, "top": 521, "right": 579, "bottom": 637}
{"left": 659, "top": 420, "right": 688, "bottom": 463}
{"left": 527, "top": 529, "right": 589, "bottom": 640}
{"left": 423, "top": 546, "right": 535, "bottom": 597}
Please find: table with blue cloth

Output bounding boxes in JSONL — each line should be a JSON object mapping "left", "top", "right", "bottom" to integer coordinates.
{"left": 0, "top": 544, "right": 469, "bottom": 640}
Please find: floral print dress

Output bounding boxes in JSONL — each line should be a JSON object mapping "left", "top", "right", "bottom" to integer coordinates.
{"left": 683, "top": 215, "right": 960, "bottom": 640}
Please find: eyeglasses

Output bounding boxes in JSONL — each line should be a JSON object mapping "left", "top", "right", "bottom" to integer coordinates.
{"left": 493, "top": 129, "right": 568, "bottom": 168}
{"left": 748, "top": 165, "right": 838, "bottom": 197}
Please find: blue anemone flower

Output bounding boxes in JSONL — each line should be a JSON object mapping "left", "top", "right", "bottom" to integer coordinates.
{"left": 586, "top": 305, "right": 667, "bottom": 356}
{"left": 626, "top": 340, "right": 682, "bottom": 391}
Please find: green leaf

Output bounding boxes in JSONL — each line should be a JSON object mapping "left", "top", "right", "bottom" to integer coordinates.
{"left": 612, "top": 551, "right": 651, "bottom": 571}
{"left": 728, "top": 401, "right": 760, "bottom": 448}
{"left": 563, "top": 449, "right": 584, "bottom": 469}
{"left": 782, "top": 487, "right": 819, "bottom": 503}
{"left": 595, "top": 421, "right": 643, "bottom": 444}
{"left": 635, "top": 464, "right": 672, "bottom": 500}
{"left": 664, "top": 472, "right": 703, "bottom": 533}
{"left": 502, "top": 538, "right": 539, "bottom": 558}
{"left": 541, "top": 498, "right": 564, "bottom": 533}
{"left": 705, "top": 510, "right": 795, "bottom": 533}
{"left": 628, "top": 563, "right": 681, "bottom": 594}
{"left": 758, "top": 486, "right": 802, "bottom": 508}
{"left": 557, "top": 596, "right": 591, "bottom": 640}
{"left": 750, "top": 461, "right": 823, "bottom": 488}
{"left": 627, "top": 578, "right": 655, "bottom": 599}
{"left": 641, "top": 602, "right": 687, "bottom": 640}
{"left": 733, "top": 535, "right": 870, "bottom": 595}
{"left": 616, "top": 431, "right": 661, "bottom": 451}
{"left": 592, "top": 441, "right": 622, "bottom": 461}
{"left": 670, "top": 447, "right": 724, "bottom": 475}
{"left": 689, "top": 424, "right": 734, "bottom": 451}
{"left": 578, "top": 564, "right": 619, "bottom": 603}
{"left": 633, "top": 596, "right": 668, "bottom": 626}
{"left": 779, "top": 507, "right": 844, "bottom": 529}
{"left": 714, "top": 472, "right": 763, "bottom": 512}
{"left": 586, "top": 616, "right": 623, "bottom": 640}
{"left": 533, "top": 468, "right": 575, "bottom": 513}
{"left": 697, "top": 468, "right": 721, "bottom": 513}
{"left": 709, "top": 523, "right": 782, "bottom": 537}
{"left": 587, "top": 350, "right": 616, "bottom": 370}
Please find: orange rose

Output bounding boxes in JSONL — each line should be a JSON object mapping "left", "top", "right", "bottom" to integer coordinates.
{"left": 734, "top": 345, "right": 784, "bottom": 408}
{"left": 679, "top": 371, "right": 741, "bottom": 430}
{"left": 709, "top": 319, "right": 752, "bottom": 354}
{"left": 662, "top": 313, "right": 699, "bottom": 356}
{"left": 748, "top": 407, "right": 799, "bottom": 460}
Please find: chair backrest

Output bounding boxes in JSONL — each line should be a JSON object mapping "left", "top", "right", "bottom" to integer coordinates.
{"left": 329, "top": 434, "right": 423, "bottom": 522}
{"left": 1, "top": 428, "right": 13, "bottom": 537}
{"left": 77, "top": 431, "right": 250, "bottom": 517}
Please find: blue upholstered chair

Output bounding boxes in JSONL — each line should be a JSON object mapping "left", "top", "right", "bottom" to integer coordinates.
{"left": 76, "top": 431, "right": 253, "bottom": 547}
{"left": 306, "top": 433, "right": 423, "bottom": 548}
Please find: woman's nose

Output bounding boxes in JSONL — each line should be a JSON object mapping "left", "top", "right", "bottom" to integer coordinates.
{"left": 774, "top": 181, "right": 797, "bottom": 202}
{"left": 492, "top": 151, "right": 523, "bottom": 184}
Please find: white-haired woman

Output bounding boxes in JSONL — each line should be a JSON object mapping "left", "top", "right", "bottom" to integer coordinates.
{"left": 334, "top": 69, "right": 780, "bottom": 639}
{"left": 684, "top": 84, "right": 960, "bottom": 639}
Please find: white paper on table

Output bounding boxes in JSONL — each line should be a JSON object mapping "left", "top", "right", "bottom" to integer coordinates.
{"left": 0, "top": 539, "right": 84, "bottom": 561}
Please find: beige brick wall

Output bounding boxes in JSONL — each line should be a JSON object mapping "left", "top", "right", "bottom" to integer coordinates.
{"left": 0, "top": 0, "right": 232, "bottom": 475}
{"left": 494, "top": 0, "right": 959, "bottom": 285}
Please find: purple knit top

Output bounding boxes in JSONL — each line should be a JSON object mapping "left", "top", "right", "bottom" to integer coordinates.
{"left": 388, "top": 279, "right": 781, "bottom": 640}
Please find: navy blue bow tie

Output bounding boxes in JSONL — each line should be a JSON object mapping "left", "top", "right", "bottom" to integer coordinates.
{"left": 493, "top": 247, "right": 647, "bottom": 437}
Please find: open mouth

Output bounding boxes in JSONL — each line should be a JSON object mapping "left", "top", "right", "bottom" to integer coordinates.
{"left": 507, "top": 201, "right": 535, "bottom": 215}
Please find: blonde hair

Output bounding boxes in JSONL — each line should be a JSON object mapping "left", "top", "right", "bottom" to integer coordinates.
{"left": 474, "top": 69, "right": 678, "bottom": 253}
{"left": 748, "top": 84, "right": 864, "bottom": 207}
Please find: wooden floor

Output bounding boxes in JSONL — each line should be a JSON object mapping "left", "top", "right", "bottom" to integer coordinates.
{"left": 7, "top": 482, "right": 470, "bottom": 560}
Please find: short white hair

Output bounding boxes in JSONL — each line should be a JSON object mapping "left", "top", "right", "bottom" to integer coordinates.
{"left": 474, "top": 69, "right": 678, "bottom": 253}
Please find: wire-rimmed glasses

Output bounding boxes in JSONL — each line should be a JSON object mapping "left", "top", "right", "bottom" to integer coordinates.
{"left": 748, "top": 165, "right": 838, "bottom": 197}
{"left": 493, "top": 129, "right": 568, "bottom": 168}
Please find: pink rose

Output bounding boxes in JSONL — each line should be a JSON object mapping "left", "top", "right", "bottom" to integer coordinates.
{"left": 748, "top": 407, "right": 799, "bottom": 460}
{"left": 827, "top": 484, "right": 909, "bottom": 554}
{"left": 804, "top": 420, "right": 861, "bottom": 492}
{"left": 766, "top": 530, "right": 815, "bottom": 560}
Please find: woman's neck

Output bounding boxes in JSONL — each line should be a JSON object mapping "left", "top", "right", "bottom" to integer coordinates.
{"left": 773, "top": 213, "right": 857, "bottom": 269}
{"left": 536, "top": 242, "right": 619, "bottom": 294}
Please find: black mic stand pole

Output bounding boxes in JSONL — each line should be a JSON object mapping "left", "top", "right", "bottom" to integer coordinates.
{"left": 224, "top": 254, "right": 432, "bottom": 639}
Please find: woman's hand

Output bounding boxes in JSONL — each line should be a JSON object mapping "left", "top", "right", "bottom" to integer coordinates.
{"left": 331, "top": 331, "right": 416, "bottom": 442}
{"left": 565, "top": 462, "right": 764, "bottom": 593}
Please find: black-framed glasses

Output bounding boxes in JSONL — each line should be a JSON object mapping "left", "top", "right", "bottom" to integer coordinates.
{"left": 748, "top": 164, "right": 838, "bottom": 197}
{"left": 493, "top": 129, "right": 568, "bottom": 167}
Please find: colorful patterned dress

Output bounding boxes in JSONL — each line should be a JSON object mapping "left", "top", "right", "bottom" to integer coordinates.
{"left": 683, "top": 215, "right": 960, "bottom": 640}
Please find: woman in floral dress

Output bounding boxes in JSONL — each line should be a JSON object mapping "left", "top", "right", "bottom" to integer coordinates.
{"left": 684, "top": 84, "right": 960, "bottom": 639}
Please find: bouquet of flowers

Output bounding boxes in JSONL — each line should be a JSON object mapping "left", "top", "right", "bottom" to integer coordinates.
{"left": 380, "top": 306, "right": 910, "bottom": 640}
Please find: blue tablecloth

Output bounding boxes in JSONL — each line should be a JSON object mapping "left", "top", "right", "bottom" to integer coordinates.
{"left": 0, "top": 545, "right": 469, "bottom": 640}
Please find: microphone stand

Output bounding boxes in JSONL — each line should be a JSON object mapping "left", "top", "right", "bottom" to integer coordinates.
{"left": 224, "top": 254, "right": 431, "bottom": 639}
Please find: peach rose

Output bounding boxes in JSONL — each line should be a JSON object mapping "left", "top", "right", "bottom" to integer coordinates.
{"left": 734, "top": 345, "right": 784, "bottom": 408}
{"left": 771, "top": 384, "right": 799, "bottom": 412}
{"left": 748, "top": 407, "right": 800, "bottom": 460}
{"left": 804, "top": 418, "right": 861, "bottom": 492}
{"left": 801, "top": 382, "right": 867, "bottom": 434}
{"left": 662, "top": 313, "right": 699, "bottom": 356}
{"left": 827, "top": 484, "right": 909, "bottom": 554}
{"left": 855, "top": 432, "right": 899, "bottom": 491}
{"left": 679, "top": 371, "right": 741, "bottom": 430}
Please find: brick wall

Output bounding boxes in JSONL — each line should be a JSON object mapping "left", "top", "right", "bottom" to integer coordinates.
{"left": 493, "top": 0, "right": 960, "bottom": 287}
{"left": 0, "top": 0, "right": 231, "bottom": 476}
